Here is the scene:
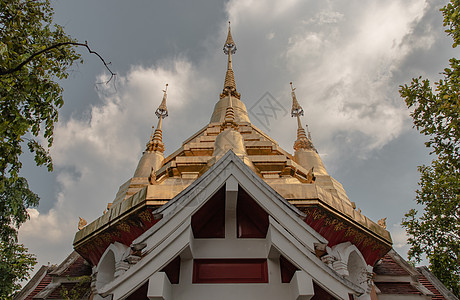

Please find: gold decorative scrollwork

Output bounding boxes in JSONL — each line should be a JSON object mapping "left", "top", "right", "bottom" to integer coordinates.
{"left": 117, "top": 222, "right": 131, "bottom": 233}
{"left": 139, "top": 210, "right": 152, "bottom": 223}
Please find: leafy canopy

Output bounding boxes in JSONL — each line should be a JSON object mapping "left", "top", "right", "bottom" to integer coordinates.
{"left": 0, "top": 241, "right": 36, "bottom": 297}
{"left": 0, "top": 0, "right": 81, "bottom": 178}
{"left": 400, "top": 0, "right": 460, "bottom": 296}
{"left": 0, "top": 0, "right": 81, "bottom": 297}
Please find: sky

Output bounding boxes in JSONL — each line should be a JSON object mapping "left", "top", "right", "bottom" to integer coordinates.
{"left": 18, "top": 0, "right": 457, "bottom": 275}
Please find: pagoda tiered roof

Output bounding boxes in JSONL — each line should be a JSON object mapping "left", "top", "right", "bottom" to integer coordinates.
{"left": 74, "top": 23, "right": 391, "bottom": 267}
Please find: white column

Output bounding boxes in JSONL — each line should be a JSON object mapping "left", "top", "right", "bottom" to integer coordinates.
{"left": 147, "top": 272, "right": 172, "bottom": 300}
{"left": 225, "top": 176, "right": 238, "bottom": 239}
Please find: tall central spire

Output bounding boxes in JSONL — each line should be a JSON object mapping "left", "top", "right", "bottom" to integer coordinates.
{"left": 210, "top": 22, "right": 249, "bottom": 123}
{"left": 290, "top": 82, "right": 316, "bottom": 152}
{"left": 220, "top": 22, "right": 240, "bottom": 100}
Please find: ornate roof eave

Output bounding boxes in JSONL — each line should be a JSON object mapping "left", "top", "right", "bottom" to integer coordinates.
{"left": 74, "top": 151, "right": 392, "bottom": 268}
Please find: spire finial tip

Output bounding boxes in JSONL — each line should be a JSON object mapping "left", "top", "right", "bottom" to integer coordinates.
{"left": 290, "top": 81, "right": 302, "bottom": 117}
{"left": 221, "top": 20, "right": 239, "bottom": 99}
{"left": 156, "top": 84, "right": 169, "bottom": 119}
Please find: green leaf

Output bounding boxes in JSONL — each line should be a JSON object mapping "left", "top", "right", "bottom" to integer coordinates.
{"left": 0, "top": 1, "right": 82, "bottom": 297}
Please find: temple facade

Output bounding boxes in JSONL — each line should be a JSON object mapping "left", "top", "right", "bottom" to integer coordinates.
{"left": 16, "top": 25, "right": 457, "bottom": 300}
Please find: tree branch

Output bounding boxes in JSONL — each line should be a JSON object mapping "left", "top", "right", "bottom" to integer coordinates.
{"left": 0, "top": 41, "right": 116, "bottom": 83}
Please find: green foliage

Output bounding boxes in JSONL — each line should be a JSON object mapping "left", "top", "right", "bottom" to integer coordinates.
{"left": 0, "top": 0, "right": 81, "bottom": 179}
{"left": 0, "top": 241, "right": 36, "bottom": 299}
{"left": 60, "top": 276, "right": 91, "bottom": 300}
{"left": 400, "top": 1, "right": 460, "bottom": 296}
{"left": 400, "top": 59, "right": 460, "bottom": 165}
{"left": 401, "top": 160, "right": 460, "bottom": 295}
{"left": 0, "top": 0, "right": 81, "bottom": 297}
{"left": 442, "top": 0, "right": 460, "bottom": 47}
{"left": 0, "top": 177, "right": 39, "bottom": 242}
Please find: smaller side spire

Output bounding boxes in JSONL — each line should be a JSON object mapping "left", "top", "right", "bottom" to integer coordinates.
{"left": 290, "top": 82, "right": 316, "bottom": 152}
{"left": 220, "top": 22, "right": 240, "bottom": 100}
{"left": 146, "top": 84, "right": 169, "bottom": 153}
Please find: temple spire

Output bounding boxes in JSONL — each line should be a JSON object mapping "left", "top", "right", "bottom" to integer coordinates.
{"left": 290, "top": 82, "right": 316, "bottom": 152}
{"left": 220, "top": 22, "right": 240, "bottom": 99}
{"left": 147, "top": 84, "right": 169, "bottom": 153}
{"left": 222, "top": 91, "right": 238, "bottom": 129}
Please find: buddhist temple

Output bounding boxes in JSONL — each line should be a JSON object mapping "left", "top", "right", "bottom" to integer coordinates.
{"left": 16, "top": 24, "right": 458, "bottom": 300}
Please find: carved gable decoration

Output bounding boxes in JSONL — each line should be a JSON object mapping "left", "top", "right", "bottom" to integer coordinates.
{"left": 91, "top": 151, "right": 365, "bottom": 300}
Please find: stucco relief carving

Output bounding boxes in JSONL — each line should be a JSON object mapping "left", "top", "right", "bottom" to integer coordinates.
{"left": 327, "top": 242, "right": 374, "bottom": 296}
{"left": 95, "top": 242, "right": 130, "bottom": 291}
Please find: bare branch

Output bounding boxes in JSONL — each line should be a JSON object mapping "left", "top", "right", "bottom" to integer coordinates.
{"left": 0, "top": 41, "right": 116, "bottom": 83}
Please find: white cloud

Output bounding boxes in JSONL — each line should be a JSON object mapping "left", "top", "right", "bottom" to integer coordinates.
{"left": 226, "top": 0, "right": 300, "bottom": 24}
{"left": 20, "top": 208, "right": 69, "bottom": 243}
{"left": 224, "top": 0, "right": 429, "bottom": 166}
{"left": 306, "top": 10, "right": 344, "bottom": 25}
{"left": 19, "top": 57, "right": 203, "bottom": 270}
{"left": 390, "top": 223, "right": 410, "bottom": 255}
{"left": 280, "top": 0, "right": 426, "bottom": 158}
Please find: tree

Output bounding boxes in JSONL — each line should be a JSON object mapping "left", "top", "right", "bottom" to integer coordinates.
{"left": 400, "top": 1, "right": 460, "bottom": 296}
{"left": 0, "top": 1, "right": 113, "bottom": 297}
{"left": 0, "top": 242, "right": 36, "bottom": 297}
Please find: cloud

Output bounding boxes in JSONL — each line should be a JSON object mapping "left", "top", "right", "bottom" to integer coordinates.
{"left": 390, "top": 223, "right": 410, "bottom": 256}
{"left": 306, "top": 10, "right": 344, "bottom": 25}
{"left": 20, "top": 208, "right": 69, "bottom": 243}
{"left": 18, "top": 57, "right": 204, "bottom": 269}
{"left": 226, "top": 0, "right": 301, "bottom": 24}
{"left": 225, "top": 0, "right": 429, "bottom": 165}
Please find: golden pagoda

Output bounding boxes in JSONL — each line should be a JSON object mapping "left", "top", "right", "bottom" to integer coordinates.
{"left": 73, "top": 23, "right": 391, "bottom": 269}
{"left": 18, "top": 22, "right": 455, "bottom": 300}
